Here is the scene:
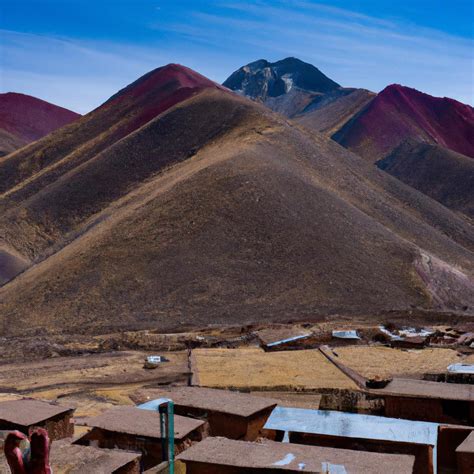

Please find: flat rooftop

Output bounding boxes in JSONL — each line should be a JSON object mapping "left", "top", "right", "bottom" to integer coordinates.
{"left": 0, "top": 399, "right": 74, "bottom": 426}
{"left": 264, "top": 406, "right": 439, "bottom": 446}
{"left": 456, "top": 431, "right": 474, "bottom": 454}
{"left": 50, "top": 440, "right": 140, "bottom": 472}
{"left": 177, "top": 437, "right": 416, "bottom": 473}
{"left": 84, "top": 406, "right": 204, "bottom": 440}
{"left": 134, "top": 386, "right": 277, "bottom": 417}
{"left": 378, "top": 378, "right": 474, "bottom": 401}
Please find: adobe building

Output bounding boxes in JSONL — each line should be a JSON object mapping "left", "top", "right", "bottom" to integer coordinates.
{"left": 377, "top": 378, "right": 474, "bottom": 425}
{"left": 0, "top": 399, "right": 74, "bottom": 440}
{"left": 456, "top": 431, "right": 474, "bottom": 474}
{"left": 134, "top": 386, "right": 277, "bottom": 440}
{"left": 438, "top": 424, "right": 474, "bottom": 471}
{"left": 176, "top": 437, "right": 416, "bottom": 473}
{"left": 50, "top": 440, "right": 141, "bottom": 474}
{"left": 75, "top": 406, "right": 207, "bottom": 470}
{"left": 264, "top": 406, "right": 438, "bottom": 474}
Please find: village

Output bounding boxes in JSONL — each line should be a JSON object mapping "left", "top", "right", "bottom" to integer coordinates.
{"left": 2, "top": 318, "right": 474, "bottom": 473}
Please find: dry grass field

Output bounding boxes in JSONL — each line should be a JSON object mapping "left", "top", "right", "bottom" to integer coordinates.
{"left": 191, "top": 347, "right": 358, "bottom": 390}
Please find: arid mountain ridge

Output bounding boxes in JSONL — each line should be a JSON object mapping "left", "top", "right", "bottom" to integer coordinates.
{"left": 0, "top": 60, "right": 473, "bottom": 337}
{"left": 0, "top": 92, "right": 80, "bottom": 157}
{"left": 225, "top": 58, "right": 474, "bottom": 220}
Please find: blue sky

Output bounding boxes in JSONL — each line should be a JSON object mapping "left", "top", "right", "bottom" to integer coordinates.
{"left": 1, "top": 0, "right": 473, "bottom": 113}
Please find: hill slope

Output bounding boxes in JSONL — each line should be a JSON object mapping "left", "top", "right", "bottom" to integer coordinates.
{"left": 377, "top": 141, "right": 474, "bottom": 220}
{"left": 0, "top": 65, "right": 223, "bottom": 198}
{"left": 0, "top": 93, "right": 80, "bottom": 156}
{"left": 0, "top": 66, "right": 473, "bottom": 337}
{"left": 294, "top": 88, "right": 374, "bottom": 136}
{"left": 333, "top": 84, "right": 474, "bottom": 162}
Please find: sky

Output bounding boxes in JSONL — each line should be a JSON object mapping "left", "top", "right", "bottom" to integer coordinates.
{"left": 1, "top": 0, "right": 473, "bottom": 113}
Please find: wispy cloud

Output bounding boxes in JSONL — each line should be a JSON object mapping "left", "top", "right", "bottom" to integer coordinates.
{"left": 1, "top": 1, "right": 472, "bottom": 111}
{"left": 156, "top": 0, "right": 473, "bottom": 104}
{"left": 0, "top": 29, "right": 168, "bottom": 113}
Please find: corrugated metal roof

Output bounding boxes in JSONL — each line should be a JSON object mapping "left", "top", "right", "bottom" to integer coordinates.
{"left": 332, "top": 330, "right": 360, "bottom": 340}
{"left": 267, "top": 334, "right": 312, "bottom": 347}
{"left": 447, "top": 363, "right": 474, "bottom": 374}
{"left": 264, "top": 406, "right": 439, "bottom": 473}
{"left": 264, "top": 406, "right": 438, "bottom": 445}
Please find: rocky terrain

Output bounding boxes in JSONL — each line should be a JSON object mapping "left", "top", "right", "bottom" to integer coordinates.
{"left": 223, "top": 57, "right": 373, "bottom": 125}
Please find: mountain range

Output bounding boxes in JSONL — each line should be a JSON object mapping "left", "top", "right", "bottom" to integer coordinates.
{"left": 225, "top": 57, "right": 474, "bottom": 220}
{"left": 0, "top": 59, "right": 473, "bottom": 337}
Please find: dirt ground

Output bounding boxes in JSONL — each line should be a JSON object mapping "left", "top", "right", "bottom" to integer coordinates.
{"left": 0, "top": 350, "right": 189, "bottom": 419}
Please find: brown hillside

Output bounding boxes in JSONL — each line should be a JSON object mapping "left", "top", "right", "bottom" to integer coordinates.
{"left": 377, "top": 141, "right": 474, "bottom": 220}
{"left": 0, "top": 69, "right": 473, "bottom": 337}
{"left": 0, "top": 64, "right": 222, "bottom": 199}
{"left": 294, "top": 89, "right": 374, "bottom": 136}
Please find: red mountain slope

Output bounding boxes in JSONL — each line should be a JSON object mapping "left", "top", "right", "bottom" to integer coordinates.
{"left": 0, "top": 64, "right": 224, "bottom": 196}
{"left": 333, "top": 84, "right": 474, "bottom": 161}
{"left": 0, "top": 93, "right": 80, "bottom": 156}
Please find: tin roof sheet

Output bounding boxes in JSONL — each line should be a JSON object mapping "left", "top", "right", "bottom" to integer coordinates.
{"left": 264, "top": 406, "right": 438, "bottom": 446}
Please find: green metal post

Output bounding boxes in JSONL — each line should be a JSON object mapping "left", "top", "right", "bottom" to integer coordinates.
{"left": 158, "top": 400, "right": 175, "bottom": 474}
{"left": 167, "top": 401, "right": 175, "bottom": 474}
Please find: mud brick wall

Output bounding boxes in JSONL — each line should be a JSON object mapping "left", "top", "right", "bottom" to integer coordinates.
{"left": 77, "top": 424, "right": 207, "bottom": 471}
{"left": 385, "top": 396, "right": 474, "bottom": 425}
{"left": 173, "top": 405, "right": 273, "bottom": 441}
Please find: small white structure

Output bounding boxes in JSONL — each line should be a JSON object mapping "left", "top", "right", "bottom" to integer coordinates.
{"left": 447, "top": 363, "right": 474, "bottom": 374}
{"left": 144, "top": 355, "right": 168, "bottom": 369}
{"left": 332, "top": 330, "right": 360, "bottom": 340}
